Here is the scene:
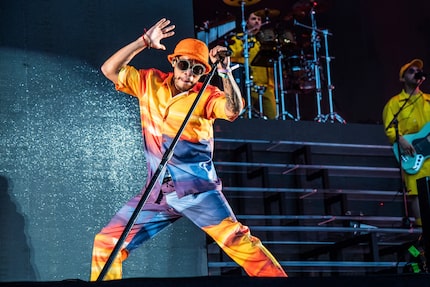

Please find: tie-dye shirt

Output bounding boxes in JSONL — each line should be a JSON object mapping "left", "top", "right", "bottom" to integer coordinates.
{"left": 116, "top": 65, "right": 234, "bottom": 207}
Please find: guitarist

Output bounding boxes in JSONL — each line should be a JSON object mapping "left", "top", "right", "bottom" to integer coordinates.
{"left": 382, "top": 59, "right": 430, "bottom": 227}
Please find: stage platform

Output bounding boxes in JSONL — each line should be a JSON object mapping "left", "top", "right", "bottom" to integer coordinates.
{"left": 210, "top": 118, "right": 426, "bottom": 277}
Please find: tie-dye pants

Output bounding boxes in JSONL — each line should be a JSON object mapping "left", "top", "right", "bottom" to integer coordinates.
{"left": 90, "top": 187, "right": 287, "bottom": 280}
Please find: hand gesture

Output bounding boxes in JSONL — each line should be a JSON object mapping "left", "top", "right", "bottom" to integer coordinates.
{"left": 143, "top": 18, "right": 175, "bottom": 50}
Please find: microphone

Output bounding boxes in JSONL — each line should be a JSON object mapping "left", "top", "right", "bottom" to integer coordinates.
{"left": 216, "top": 50, "right": 232, "bottom": 58}
{"left": 414, "top": 71, "right": 427, "bottom": 79}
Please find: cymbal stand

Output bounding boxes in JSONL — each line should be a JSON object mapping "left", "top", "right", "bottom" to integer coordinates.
{"left": 294, "top": 7, "right": 344, "bottom": 123}
{"left": 309, "top": 7, "right": 324, "bottom": 122}
{"left": 238, "top": 0, "right": 254, "bottom": 119}
{"left": 322, "top": 29, "right": 346, "bottom": 123}
{"left": 275, "top": 49, "right": 296, "bottom": 120}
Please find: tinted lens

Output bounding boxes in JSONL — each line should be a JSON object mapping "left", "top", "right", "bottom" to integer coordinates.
{"left": 192, "top": 64, "right": 205, "bottom": 76}
{"left": 408, "top": 68, "right": 422, "bottom": 74}
{"left": 177, "top": 60, "right": 190, "bottom": 71}
{"left": 177, "top": 60, "right": 205, "bottom": 76}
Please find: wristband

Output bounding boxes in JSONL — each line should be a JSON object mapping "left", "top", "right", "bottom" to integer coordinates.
{"left": 218, "top": 72, "right": 229, "bottom": 79}
{"left": 217, "top": 68, "right": 232, "bottom": 74}
{"left": 217, "top": 68, "right": 231, "bottom": 79}
{"left": 142, "top": 29, "right": 151, "bottom": 49}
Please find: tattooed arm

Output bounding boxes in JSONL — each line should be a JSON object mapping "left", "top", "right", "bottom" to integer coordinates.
{"left": 220, "top": 72, "right": 243, "bottom": 119}
{"left": 209, "top": 45, "right": 244, "bottom": 120}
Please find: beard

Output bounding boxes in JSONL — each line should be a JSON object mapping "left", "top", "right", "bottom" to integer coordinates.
{"left": 172, "top": 76, "right": 196, "bottom": 93}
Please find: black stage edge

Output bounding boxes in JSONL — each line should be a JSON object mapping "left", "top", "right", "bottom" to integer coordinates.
{"left": 213, "top": 118, "right": 388, "bottom": 144}
{"left": 2, "top": 274, "right": 430, "bottom": 287}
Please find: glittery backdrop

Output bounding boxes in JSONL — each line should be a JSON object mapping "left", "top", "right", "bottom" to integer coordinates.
{"left": 0, "top": 12, "right": 207, "bottom": 281}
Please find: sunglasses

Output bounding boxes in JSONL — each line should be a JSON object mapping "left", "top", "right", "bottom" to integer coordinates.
{"left": 175, "top": 59, "right": 206, "bottom": 76}
{"left": 407, "top": 68, "right": 422, "bottom": 74}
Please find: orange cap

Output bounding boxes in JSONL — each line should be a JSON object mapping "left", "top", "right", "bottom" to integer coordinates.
{"left": 399, "top": 59, "right": 423, "bottom": 80}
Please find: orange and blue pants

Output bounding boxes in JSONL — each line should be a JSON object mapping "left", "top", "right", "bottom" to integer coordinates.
{"left": 90, "top": 188, "right": 287, "bottom": 280}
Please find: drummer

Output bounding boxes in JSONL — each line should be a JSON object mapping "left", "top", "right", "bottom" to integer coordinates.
{"left": 229, "top": 11, "right": 277, "bottom": 119}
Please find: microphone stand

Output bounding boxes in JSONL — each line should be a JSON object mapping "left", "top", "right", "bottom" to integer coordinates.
{"left": 96, "top": 58, "right": 222, "bottom": 281}
{"left": 386, "top": 115, "right": 410, "bottom": 227}
{"left": 385, "top": 80, "right": 423, "bottom": 228}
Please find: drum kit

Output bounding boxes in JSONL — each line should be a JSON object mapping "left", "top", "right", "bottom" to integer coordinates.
{"left": 213, "top": 0, "right": 345, "bottom": 123}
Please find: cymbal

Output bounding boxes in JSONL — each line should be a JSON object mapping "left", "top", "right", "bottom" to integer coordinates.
{"left": 223, "top": 0, "right": 261, "bottom": 7}
{"left": 254, "top": 8, "right": 280, "bottom": 19}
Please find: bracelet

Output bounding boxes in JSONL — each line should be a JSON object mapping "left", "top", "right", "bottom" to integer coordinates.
{"left": 217, "top": 68, "right": 232, "bottom": 74}
{"left": 142, "top": 29, "right": 151, "bottom": 49}
{"left": 218, "top": 72, "right": 229, "bottom": 79}
{"left": 217, "top": 68, "right": 231, "bottom": 79}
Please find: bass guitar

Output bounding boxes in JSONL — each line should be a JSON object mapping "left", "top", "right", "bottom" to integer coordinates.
{"left": 393, "top": 122, "right": 430, "bottom": 174}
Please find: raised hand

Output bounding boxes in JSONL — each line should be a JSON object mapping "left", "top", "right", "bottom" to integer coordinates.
{"left": 143, "top": 18, "right": 175, "bottom": 50}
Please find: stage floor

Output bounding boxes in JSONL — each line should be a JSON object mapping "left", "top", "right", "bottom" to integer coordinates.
{"left": 2, "top": 274, "right": 430, "bottom": 287}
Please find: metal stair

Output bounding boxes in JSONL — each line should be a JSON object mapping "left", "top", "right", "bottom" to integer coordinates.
{"left": 208, "top": 119, "right": 425, "bottom": 276}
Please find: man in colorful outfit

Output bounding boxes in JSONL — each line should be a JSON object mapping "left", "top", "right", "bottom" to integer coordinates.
{"left": 90, "top": 18, "right": 287, "bottom": 281}
{"left": 382, "top": 58, "right": 430, "bottom": 227}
